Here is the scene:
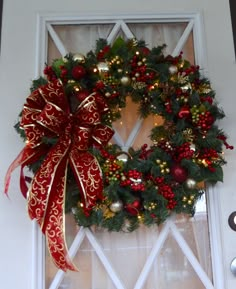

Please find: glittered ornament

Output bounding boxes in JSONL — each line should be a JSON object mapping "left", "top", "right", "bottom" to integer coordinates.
{"left": 185, "top": 178, "right": 197, "bottom": 189}
{"left": 73, "top": 53, "right": 85, "bottom": 63}
{"left": 71, "top": 65, "right": 86, "bottom": 79}
{"left": 109, "top": 200, "right": 123, "bottom": 213}
{"left": 170, "top": 163, "right": 188, "bottom": 183}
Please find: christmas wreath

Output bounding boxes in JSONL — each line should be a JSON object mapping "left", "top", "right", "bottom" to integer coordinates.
{"left": 4, "top": 37, "right": 233, "bottom": 271}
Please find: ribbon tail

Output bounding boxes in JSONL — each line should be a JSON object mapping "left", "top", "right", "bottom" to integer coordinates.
{"left": 20, "top": 166, "right": 31, "bottom": 198}
{"left": 27, "top": 137, "right": 77, "bottom": 271}
{"left": 4, "top": 144, "right": 48, "bottom": 197}
{"left": 69, "top": 149, "right": 104, "bottom": 210}
{"left": 43, "top": 156, "right": 78, "bottom": 272}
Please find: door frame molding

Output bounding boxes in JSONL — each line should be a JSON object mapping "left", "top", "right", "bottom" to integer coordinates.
{"left": 32, "top": 12, "right": 225, "bottom": 289}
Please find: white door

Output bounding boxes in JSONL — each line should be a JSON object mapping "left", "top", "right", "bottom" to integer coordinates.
{"left": 1, "top": 1, "right": 236, "bottom": 289}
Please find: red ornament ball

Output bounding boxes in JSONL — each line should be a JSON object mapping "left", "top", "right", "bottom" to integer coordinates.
{"left": 125, "top": 199, "right": 141, "bottom": 216}
{"left": 72, "top": 65, "right": 86, "bottom": 79}
{"left": 170, "top": 163, "right": 188, "bottom": 183}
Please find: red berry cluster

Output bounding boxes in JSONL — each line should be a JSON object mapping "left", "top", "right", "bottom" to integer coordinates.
{"left": 103, "top": 159, "right": 122, "bottom": 184}
{"left": 157, "top": 139, "right": 173, "bottom": 155}
{"left": 217, "top": 134, "right": 234, "bottom": 150}
{"left": 175, "top": 87, "right": 189, "bottom": 103}
{"left": 43, "top": 65, "right": 57, "bottom": 81}
{"left": 200, "top": 96, "right": 213, "bottom": 105}
{"left": 139, "top": 144, "right": 153, "bottom": 160}
{"left": 121, "top": 169, "right": 145, "bottom": 192}
{"left": 167, "top": 52, "right": 183, "bottom": 66}
{"left": 165, "top": 100, "right": 172, "bottom": 114}
{"left": 59, "top": 66, "right": 69, "bottom": 82}
{"left": 158, "top": 184, "right": 177, "bottom": 209}
{"left": 155, "top": 176, "right": 165, "bottom": 184}
{"left": 130, "top": 54, "right": 155, "bottom": 83}
{"left": 97, "top": 45, "right": 110, "bottom": 61}
{"left": 198, "top": 148, "right": 219, "bottom": 172}
{"left": 180, "top": 64, "right": 199, "bottom": 76}
{"left": 196, "top": 111, "right": 214, "bottom": 130}
{"left": 173, "top": 142, "right": 195, "bottom": 162}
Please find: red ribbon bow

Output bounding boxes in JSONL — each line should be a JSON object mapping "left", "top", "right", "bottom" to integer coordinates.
{"left": 4, "top": 80, "right": 114, "bottom": 271}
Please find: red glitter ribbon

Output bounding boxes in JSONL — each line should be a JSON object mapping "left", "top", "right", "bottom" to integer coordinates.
{"left": 4, "top": 80, "right": 114, "bottom": 271}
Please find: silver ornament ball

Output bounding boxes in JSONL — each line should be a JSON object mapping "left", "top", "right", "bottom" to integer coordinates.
{"left": 185, "top": 178, "right": 197, "bottom": 189}
{"left": 169, "top": 65, "right": 178, "bottom": 75}
{"left": 109, "top": 200, "right": 123, "bottom": 213}
{"left": 120, "top": 76, "right": 131, "bottom": 86}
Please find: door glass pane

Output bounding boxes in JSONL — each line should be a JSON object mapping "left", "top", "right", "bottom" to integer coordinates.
{"left": 143, "top": 231, "right": 207, "bottom": 289}
{"left": 45, "top": 21, "right": 213, "bottom": 289}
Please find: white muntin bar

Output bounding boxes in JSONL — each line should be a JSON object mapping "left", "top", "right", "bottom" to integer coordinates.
{"left": 47, "top": 23, "right": 68, "bottom": 57}
{"left": 170, "top": 221, "right": 215, "bottom": 289}
{"left": 49, "top": 228, "right": 86, "bottom": 289}
{"left": 172, "top": 19, "right": 194, "bottom": 57}
{"left": 85, "top": 229, "right": 126, "bottom": 289}
{"left": 134, "top": 221, "right": 171, "bottom": 289}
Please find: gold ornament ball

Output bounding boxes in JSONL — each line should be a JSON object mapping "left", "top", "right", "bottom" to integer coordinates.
{"left": 185, "top": 178, "right": 197, "bottom": 189}
{"left": 169, "top": 65, "right": 178, "bottom": 75}
{"left": 187, "top": 199, "right": 193, "bottom": 205}
{"left": 73, "top": 53, "right": 85, "bottom": 63}
{"left": 120, "top": 76, "right": 131, "bottom": 86}
{"left": 109, "top": 200, "right": 123, "bottom": 213}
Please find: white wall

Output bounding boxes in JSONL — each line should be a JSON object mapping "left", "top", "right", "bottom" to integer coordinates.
{"left": 1, "top": 1, "right": 236, "bottom": 288}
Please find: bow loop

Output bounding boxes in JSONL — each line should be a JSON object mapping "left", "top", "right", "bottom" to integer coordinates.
{"left": 36, "top": 102, "right": 68, "bottom": 135}
{"left": 39, "top": 80, "right": 70, "bottom": 111}
{"left": 72, "top": 125, "right": 91, "bottom": 151}
{"left": 76, "top": 94, "right": 101, "bottom": 125}
{"left": 92, "top": 124, "right": 114, "bottom": 147}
